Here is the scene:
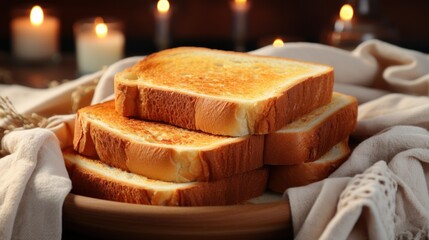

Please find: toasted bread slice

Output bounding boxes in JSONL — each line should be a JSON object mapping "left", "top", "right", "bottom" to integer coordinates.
{"left": 268, "top": 140, "right": 350, "bottom": 193}
{"left": 114, "top": 47, "right": 334, "bottom": 136}
{"left": 63, "top": 150, "right": 268, "bottom": 206}
{"left": 264, "top": 92, "right": 357, "bottom": 165}
{"left": 73, "top": 101, "right": 264, "bottom": 183}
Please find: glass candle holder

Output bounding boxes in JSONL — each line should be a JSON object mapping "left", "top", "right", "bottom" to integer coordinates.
{"left": 11, "top": 5, "right": 60, "bottom": 62}
{"left": 230, "top": 0, "right": 250, "bottom": 52}
{"left": 322, "top": 1, "right": 397, "bottom": 50}
{"left": 74, "top": 17, "right": 125, "bottom": 74}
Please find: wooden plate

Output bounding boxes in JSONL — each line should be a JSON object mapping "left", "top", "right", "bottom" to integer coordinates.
{"left": 63, "top": 193, "right": 292, "bottom": 240}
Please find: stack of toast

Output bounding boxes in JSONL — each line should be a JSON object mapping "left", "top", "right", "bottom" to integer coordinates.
{"left": 64, "top": 47, "right": 357, "bottom": 206}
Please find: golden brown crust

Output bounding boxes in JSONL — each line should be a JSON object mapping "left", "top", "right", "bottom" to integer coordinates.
{"left": 64, "top": 150, "right": 268, "bottom": 206}
{"left": 73, "top": 101, "right": 264, "bottom": 183}
{"left": 254, "top": 70, "right": 335, "bottom": 134}
{"left": 115, "top": 72, "right": 334, "bottom": 136}
{"left": 114, "top": 47, "right": 334, "bottom": 136}
{"left": 114, "top": 79, "right": 139, "bottom": 117}
{"left": 73, "top": 111, "right": 97, "bottom": 158}
{"left": 129, "top": 47, "right": 332, "bottom": 100}
{"left": 264, "top": 94, "right": 357, "bottom": 165}
{"left": 268, "top": 140, "right": 350, "bottom": 193}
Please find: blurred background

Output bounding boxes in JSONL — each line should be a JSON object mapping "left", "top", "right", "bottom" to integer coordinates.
{"left": 0, "top": 0, "right": 428, "bottom": 87}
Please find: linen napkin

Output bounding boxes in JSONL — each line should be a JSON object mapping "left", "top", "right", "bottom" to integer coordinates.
{"left": 0, "top": 98, "right": 76, "bottom": 239}
{"left": 356, "top": 93, "right": 429, "bottom": 139}
{"left": 1, "top": 39, "right": 429, "bottom": 239}
{"left": 0, "top": 71, "right": 102, "bottom": 117}
{"left": 252, "top": 40, "right": 429, "bottom": 239}
{"left": 253, "top": 40, "right": 429, "bottom": 239}
{"left": 289, "top": 126, "right": 429, "bottom": 240}
{"left": 0, "top": 56, "right": 144, "bottom": 240}
{"left": 0, "top": 128, "right": 71, "bottom": 240}
{"left": 253, "top": 39, "right": 429, "bottom": 103}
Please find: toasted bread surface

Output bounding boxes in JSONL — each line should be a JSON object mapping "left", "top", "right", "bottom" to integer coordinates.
{"left": 118, "top": 47, "right": 331, "bottom": 100}
{"left": 63, "top": 149, "right": 268, "bottom": 206}
{"left": 115, "top": 47, "right": 334, "bottom": 136}
{"left": 268, "top": 140, "right": 350, "bottom": 193}
{"left": 264, "top": 92, "right": 357, "bottom": 165}
{"left": 73, "top": 101, "right": 264, "bottom": 183}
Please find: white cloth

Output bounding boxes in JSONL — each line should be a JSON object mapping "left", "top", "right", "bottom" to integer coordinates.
{"left": 356, "top": 93, "right": 429, "bottom": 139}
{"left": 91, "top": 56, "right": 144, "bottom": 104}
{"left": 253, "top": 39, "right": 429, "bottom": 103}
{"left": 1, "top": 39, "right": 429, "bottom": 239}
{"left": 0, "top": 117, "right": 74, "bottom": 240}
{"left": 0, "top": 71, "right": 102, "bottom": 116}
{"left": 0, "top": 57, "right": 141, "bottom": 240}
{"left": 0, "top": 57, "right": 144, "bottom": 117}
{"left": 0, "top": 66, "right": 101, "bottom": 240}
{"left": 289, "top": 126, "right": 429, "bottom": 239}
{"left": 255, "top": 40, "right": 429, "bottom": 239}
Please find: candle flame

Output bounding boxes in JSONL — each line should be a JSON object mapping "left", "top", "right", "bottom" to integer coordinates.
{"left": 94, "top": 17, "right": 108, "bottom": 38}
{"left": 273, "top": 38, "right": 284, "bottom": 48}
{"left": 30, "top": 5, "right": 44, "bottom": 26}
{"left": 157, "top": 0, "right": 170, "bottom": 13}
{"left": 339, "top": 4, "right": 354, "bottom": 21}
{"left": 235, "top": 0, "right": 247, "bottom": 4}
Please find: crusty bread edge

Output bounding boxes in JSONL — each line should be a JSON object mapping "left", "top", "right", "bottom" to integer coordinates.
{"left": 264, "top": 94, "right": 357, "bottom": 165}
{"left": 73, "top": 111, "right": 98, "bottom": 158}
{"left": 268, "top": 139, "right": 350, "bottom": 193}
{"left": 73, "top": 105, "right": 265, "bottom": 183}
{"left": 63, "top": 149, "right": 269, "bottom": 206}
{"left": 248, "top": 69, "right": 334, "bottom": 135}
{"left": 115, "top": 67, "right": 334, "bottom": 136}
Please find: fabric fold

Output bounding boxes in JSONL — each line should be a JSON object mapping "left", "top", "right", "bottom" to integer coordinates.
{"left": 0, "top": 129, "right": 71, "bottom": 240}
{"left": 355, "top": 94, "right": 429, "bottom": 139}
{"left": 289, "top": 126, "right": 429, "bottom": 239}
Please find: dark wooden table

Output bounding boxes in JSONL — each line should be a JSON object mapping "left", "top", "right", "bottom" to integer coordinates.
{"left": 0, "top": 52, "right": 80, "bottom": 88}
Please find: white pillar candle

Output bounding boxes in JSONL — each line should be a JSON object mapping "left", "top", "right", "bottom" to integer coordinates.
{"left": 155, "top": 0, "right": 171, "bottom": 50}
{"left": 75, "top": 18, "right": 125, "bottom": 74}
{"left": 11, "top": 5, "right": 59, "bottom": 61}
{"left": 231, "top": 0, "right": 250, "bottom": 52}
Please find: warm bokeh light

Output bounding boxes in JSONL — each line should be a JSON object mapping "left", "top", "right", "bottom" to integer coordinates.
{"left": 30, "top": 5, "right": 44, "bottom": 26}
{"left": 339, "top": 4, "right": 354, "bottom": 21}
{"left": 157, "top": 0, "right": 170, "bottom": 13}
{"left": 235, "top": 0, "right": 247, "bottom": 5}
{"left": 94, "top": 17, "right": 108, "bottom": 38}
{"left": 273, "top": 38, "right": 284, "bottom": 48}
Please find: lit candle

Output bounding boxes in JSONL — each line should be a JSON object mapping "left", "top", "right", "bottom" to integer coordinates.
{"left": 335, "top": 4, "right": 354, "bottom": 32}
{"left": 11, "top": 5, "right": 59, "bottom": 61}
{"left": 75, "top": 17, "right": 125, "bottom": 74}
{"left": 155, "top": 0, "right": 171, "bottom": 50}
{"left": 324, "top": 3, "right": 367, "bottom": 50}
{"left": 231, "top": 0, "right": 250, "bottom": 52}
{"left": 272, "top": 38, "right": 284, "bottom": 48}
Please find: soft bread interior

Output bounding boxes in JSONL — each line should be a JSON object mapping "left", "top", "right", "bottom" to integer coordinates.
{"left": 82, "top": 101, "right": 243, "bottom": 150}
{"left": 117, "top": 47, "right": 332, "bottom": 102}
{"left": 278, "top": 92, "right": 356, "bottom": 132}
{"left": 64, "top": 150, "right": 194, "bottom": 190}
{"left": 64, "top": 150, "right": 269, "bottom": 206}
{"left": 267, "top": 140, "right": 351, "bottom": 193}
{"left": 314, "top": 140, "right": 350, "bottom": 164}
